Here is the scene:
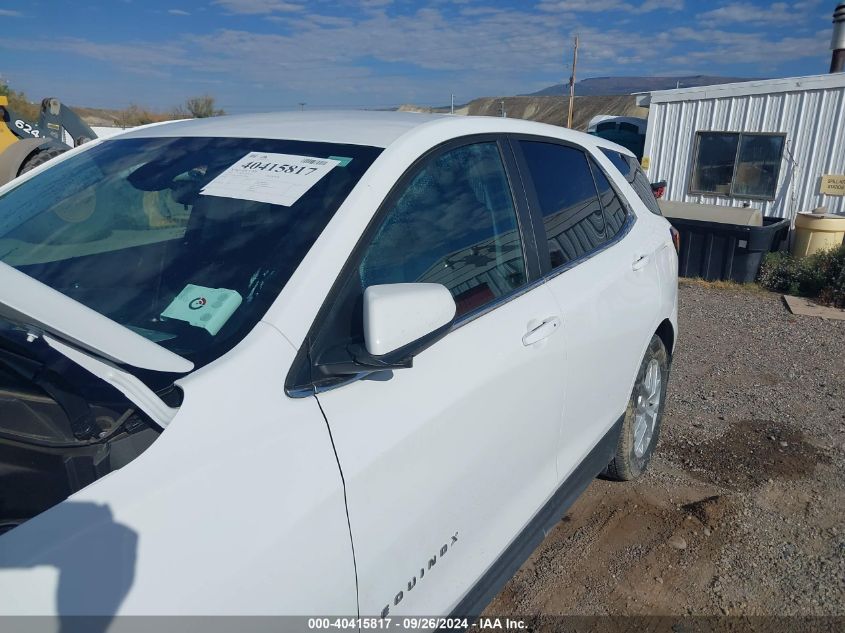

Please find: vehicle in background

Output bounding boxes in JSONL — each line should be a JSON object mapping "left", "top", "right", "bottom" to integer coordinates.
{"left": 0, "top": 96, "right": 97, "bottom": 187}
{"left": 0, "top": 111, "right": 678, "bottom": 621}
{"left": 588, "top": 115, "right": 647, "bottom": 160}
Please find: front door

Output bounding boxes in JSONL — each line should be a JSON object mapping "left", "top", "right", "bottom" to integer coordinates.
{"left": 310, "top": 140, "right": 566, "bottom": 616}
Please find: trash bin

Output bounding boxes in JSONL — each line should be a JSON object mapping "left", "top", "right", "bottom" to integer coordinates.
{"left": 668, "top": 215, "right": 790, "bottom": 282}
{"left": 791, "top": 212, "right": 845, "bottom": 258}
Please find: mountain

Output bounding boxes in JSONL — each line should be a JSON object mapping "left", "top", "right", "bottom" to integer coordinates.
{"left": 523, "top": 75, "right": 757, "bottom": 97}
{"left": 398, "top": 94, "right": 648, "bottom": 131}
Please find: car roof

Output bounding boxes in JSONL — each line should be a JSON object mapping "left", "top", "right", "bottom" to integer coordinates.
{"left": 113, "top": 109, "right": 628, "bottom": 153}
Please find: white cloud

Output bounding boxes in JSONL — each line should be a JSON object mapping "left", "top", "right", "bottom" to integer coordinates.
{"left": 0, "top": 2, "right": 828, "bottom": 109}
{"left": 658, "top": 26, "right": 828, "bottom": 66}
{"left": 790, "top": 0, "right": 823, "bottom": 10}
{"left": 639, "top": 0, "right": 683, "bottom": 11}
{"left": 538, "top": 0, "right": 682, "bottom": 13}
{"left": 167, "top": 9, "right": 190, "bottom": 15}
{"left": 0, "top": 37, "right": 192, "bottom": 78}
{"left": 696, "top": 2, "right": 803, "bottom": 25}
{"left": 0, "top": 8, "right": 23, "bottom": 17}
{"left": 213, "top": 0, "right": 303, "bottom": 14}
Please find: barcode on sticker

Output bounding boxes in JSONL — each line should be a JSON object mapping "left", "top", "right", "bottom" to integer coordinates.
{"left": 302, "top": 158, "right": 328, "bottom": 165}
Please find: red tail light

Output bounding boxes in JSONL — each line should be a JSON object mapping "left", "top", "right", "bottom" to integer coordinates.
{"left": 670, "top": 226, "right": 680, "bottom": 254}
{"left": 651, "top": 180, "right": 667, "bottom": 199}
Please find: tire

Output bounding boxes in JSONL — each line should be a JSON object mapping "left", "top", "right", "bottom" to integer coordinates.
{"left": 604, "top": 335, "right": 670, "bottom": 481}
{"left": 18, "top": 147, "right": 67, "bottom": 176}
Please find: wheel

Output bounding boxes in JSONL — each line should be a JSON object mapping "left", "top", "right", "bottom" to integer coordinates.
{"left": 17, "top": 146, "right": 67, "bottom": 176}
{"left": 604, "top": 335, "right": 669, "bottom": 481}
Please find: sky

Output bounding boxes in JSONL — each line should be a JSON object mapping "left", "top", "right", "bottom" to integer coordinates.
{"left": 0, "top": 0, "right": 837, "bottom": 113}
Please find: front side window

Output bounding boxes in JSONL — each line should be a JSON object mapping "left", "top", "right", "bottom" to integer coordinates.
{"left": 359, "top": 142, "right": 526, "bottom": 318}
{"left": 519, "top": 141, "right": 606, "bottom": 269}
{"left": 691, "top": 132, "right": 784, "bottom": 199}
{"left": 0, "top": 137, "right": 381, "bottom": 375}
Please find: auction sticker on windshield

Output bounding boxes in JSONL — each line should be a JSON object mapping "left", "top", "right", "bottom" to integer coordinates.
{"left": 200, "top": 152, "right": 340, "bottom": 206}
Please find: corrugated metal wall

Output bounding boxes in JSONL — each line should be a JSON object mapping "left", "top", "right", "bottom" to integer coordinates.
{"left": 642, "top": 81, "right": 845, "bottom": 220}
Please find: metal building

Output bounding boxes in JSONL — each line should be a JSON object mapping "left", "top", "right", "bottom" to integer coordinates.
{"left": 637, "top": 72, "right": 845, "bottom": 221}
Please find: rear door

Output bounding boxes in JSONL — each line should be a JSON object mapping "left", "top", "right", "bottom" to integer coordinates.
{"left": 511, "top": 138, "right": 663, "bottom": 473}
{"left": 297, "top": 138, "right": 567, "bottom": 617}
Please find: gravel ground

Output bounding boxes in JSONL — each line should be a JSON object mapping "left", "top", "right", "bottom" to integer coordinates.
{"left": 486, "top": 280, "right": 845, "bottom": 620}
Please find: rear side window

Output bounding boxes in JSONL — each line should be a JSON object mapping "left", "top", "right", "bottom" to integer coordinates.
{"left": 359, "top": 142, "right": 526, "bottom": 319}
{"left": 519, "top": 141, "right": 606, "bottom": 269}
{"left": 600, "top": 148, "right": 663, "bottom": 216}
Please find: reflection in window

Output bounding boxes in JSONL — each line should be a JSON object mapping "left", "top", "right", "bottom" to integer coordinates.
{"left": 691, "top": 132, "right": 784, "bottom": 199}
{"left": 0, "top": 136, "right": 382, "bottom": 371}
{"left": 589, "top": 159, "right": 628, "bottom": 239}
{"left": 691, "top": 133, "right": 739, "bottom": 195}
{"left": 733, "top": 135, "right": 785, "bottom": 198}
{"left": 519, "top": 141, "right": 606, "bottom": 268}
{"left": 600, "top": 148, "right": 662, "bottom": 216}
{"left": 359, "top": 142, "right": 525, "bottom": 318}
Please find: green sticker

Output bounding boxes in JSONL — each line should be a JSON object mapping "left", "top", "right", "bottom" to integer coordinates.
{"left": 328, "top": 156, "right": 353, "bottom": 167}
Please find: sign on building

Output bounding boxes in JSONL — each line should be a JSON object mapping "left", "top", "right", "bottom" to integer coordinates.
{"left": 820, "top": 174, "right": 845, "bottom": 196}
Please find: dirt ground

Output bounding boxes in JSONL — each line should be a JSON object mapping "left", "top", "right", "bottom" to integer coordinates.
{"left": 486, "top": 281, "right": 845, "bottom": 621}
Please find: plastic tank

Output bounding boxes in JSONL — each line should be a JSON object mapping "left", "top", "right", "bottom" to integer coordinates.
{"left": 791, "top": 212, "right": 845, "bottom": 258}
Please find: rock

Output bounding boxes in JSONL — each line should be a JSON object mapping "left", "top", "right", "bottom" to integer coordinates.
{"left": 703, "top": 526, "right": 712, "bottom": 537}
{"left": 780, "top": 441, "right": 788, "bottom": 448}
{"left": 668, "top": 535, "right": 688, "bottom": 550}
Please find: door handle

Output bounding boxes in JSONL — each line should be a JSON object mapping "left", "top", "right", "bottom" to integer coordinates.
{"left": 632, "top": 254, "right": 650, "bottom": 271}
{"left": 522, "top": 317, "right": 561, "bottom": 346}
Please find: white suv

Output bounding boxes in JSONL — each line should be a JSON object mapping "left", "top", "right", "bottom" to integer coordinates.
{"left": 0, "top": 111, "right": 678, "bottom": 619}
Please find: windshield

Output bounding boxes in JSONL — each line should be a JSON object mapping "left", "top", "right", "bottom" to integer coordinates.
{"left": 0, "top": 136, "right": 381, "bottom": 375}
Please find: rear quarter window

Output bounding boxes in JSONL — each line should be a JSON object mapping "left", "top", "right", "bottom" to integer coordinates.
{"left": 600, "top": 148, "right": 663, "bottom": 216}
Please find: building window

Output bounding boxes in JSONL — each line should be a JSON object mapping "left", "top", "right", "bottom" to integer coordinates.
{"left": 690, "top": 132, "right": 785, "bottom": 200}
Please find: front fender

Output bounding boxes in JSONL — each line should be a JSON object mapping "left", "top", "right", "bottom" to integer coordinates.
{"left": 0, "top": 323, "right": 357, "bottom": 616}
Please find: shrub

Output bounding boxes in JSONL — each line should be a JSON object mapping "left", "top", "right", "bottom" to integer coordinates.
{"left": 759, "top": 245, "right": 845, "bottom": 308}
{"left": 0, "top": 79, "right": 39, "bottom": 121}
{"left": 758, "top": 251, "right": 800, "bottom": 294}
{"left": 178, "top": 95, "right": 225, "bottom": 119}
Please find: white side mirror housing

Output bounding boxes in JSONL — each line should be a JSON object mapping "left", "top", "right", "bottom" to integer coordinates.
{"left": 363, "top": 283, "right": 457, "bottom": 357}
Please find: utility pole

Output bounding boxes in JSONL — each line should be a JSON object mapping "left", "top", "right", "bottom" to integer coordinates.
{"left": 500, "top": 99, "right": 506, "bottom": 118}
{"left": 298, "top": 102, "right": 306, "bottom": 111}
{"left": 451, "top": 94, "right": 455, "bottom": 114}
{"left": 567, "top": 35, "right": 579, "bottom": 129}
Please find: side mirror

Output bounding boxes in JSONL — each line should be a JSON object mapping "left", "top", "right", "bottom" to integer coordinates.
{"left": 363, "top": 283, "right": 456, "bottom": 357}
